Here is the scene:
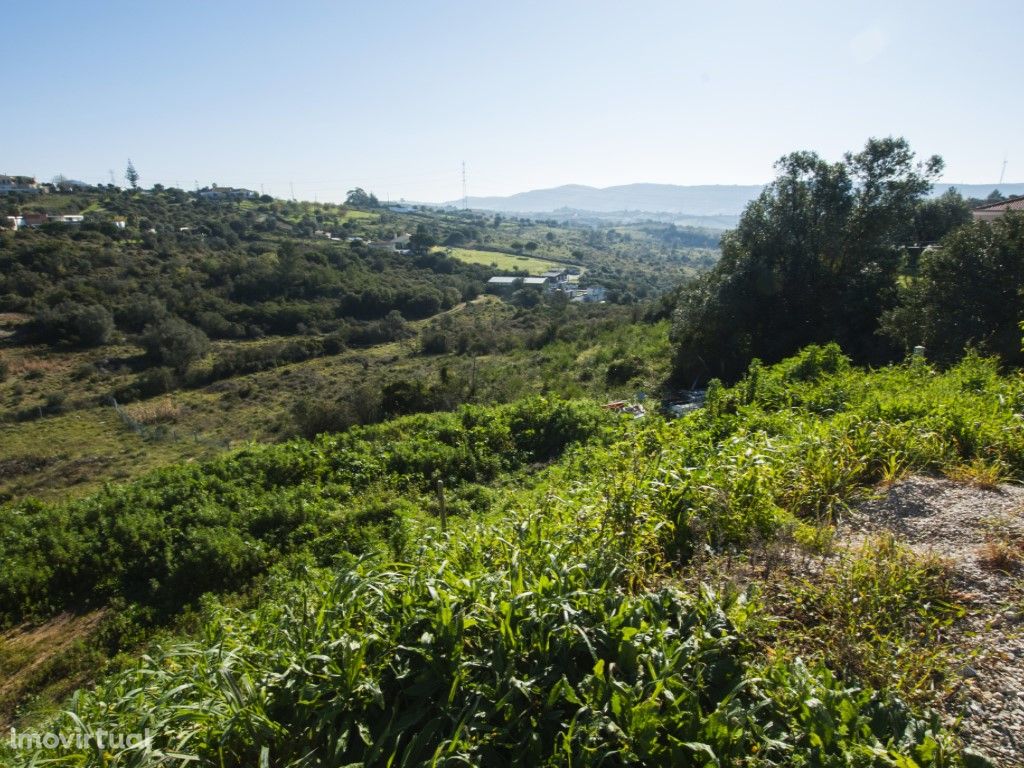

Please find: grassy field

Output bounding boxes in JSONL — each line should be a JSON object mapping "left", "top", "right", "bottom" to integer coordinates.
{"left": 434, "top": 246, "right": 577, "bottom": 274}
{"left": 341, "top": 208, "right": 380, "bottom": 221}
{"left": 0, "top": 302, "right": 670, "bottom": 503}
{"left": 6, "top": 346, "right": 1012, "bottom": 765}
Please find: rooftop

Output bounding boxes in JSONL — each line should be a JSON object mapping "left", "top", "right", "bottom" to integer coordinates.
{"left": 972, "top": 196, "right": 1024, "bottom": 212}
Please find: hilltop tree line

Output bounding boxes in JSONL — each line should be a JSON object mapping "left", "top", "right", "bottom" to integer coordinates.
{"left": 671, "top": 137, "right": 1022, "bottom": 382}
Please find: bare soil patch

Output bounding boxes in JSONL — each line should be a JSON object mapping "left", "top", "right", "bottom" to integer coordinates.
{"left": 0, "top": 610, "right": 107, "bottom": 728}
{"left": 845, "top": 477, "right": 1024, "bottom": 767}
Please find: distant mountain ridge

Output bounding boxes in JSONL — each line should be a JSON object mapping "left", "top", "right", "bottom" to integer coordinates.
{"left": 449, "top": 182, "right": 1024, "bottom": 217}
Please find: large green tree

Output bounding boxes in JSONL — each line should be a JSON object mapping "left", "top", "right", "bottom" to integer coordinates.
{"left": 671, "top": 137, "right": 942, "bottom": 383}
{"left": 140, "top": 317, "right": 210, "bottom": 372}
{"left": 882, "top": 213, "right": 1024, "bottom": 365}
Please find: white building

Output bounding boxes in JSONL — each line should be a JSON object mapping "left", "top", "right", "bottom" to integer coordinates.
{"left": 49, "top": 214, "right": 84, "bottom": 225}
{"left": 198, "top": 186, "right": 258, "bottom": 200}
{"left": 0, "top": 175, "right": 42, "bottom": 194}
{"left": 369, "top": 233, "right": 411, "bottom": 252}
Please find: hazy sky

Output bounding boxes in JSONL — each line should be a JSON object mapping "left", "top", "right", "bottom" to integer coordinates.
{"left": 3, "top": 0, "right": 1021, "bottom": 202}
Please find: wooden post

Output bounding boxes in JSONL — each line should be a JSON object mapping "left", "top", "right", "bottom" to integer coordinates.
{"left": 435, "top": 478, "right": 447, "bottom": 532}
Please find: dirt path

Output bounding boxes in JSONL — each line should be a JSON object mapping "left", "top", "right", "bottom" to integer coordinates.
{"left": 844, "top": 477, "right": 1024, "bottom": 767}
{"left": 0, "top": 610, "right": 107, "bottom": 728}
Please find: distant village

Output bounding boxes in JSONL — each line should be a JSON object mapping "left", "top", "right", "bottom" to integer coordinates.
{"left": 1, "top": 175, "right": 608, "bottom": 302}
{"left": 1, "top": 175, "right": 259, "bottom": 232}
{"left": 485, "top": 268, "right": 606, "bottom": 303}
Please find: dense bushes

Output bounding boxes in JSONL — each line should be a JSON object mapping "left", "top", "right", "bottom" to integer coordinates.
{"left": 0, "top": 188, "right": 490, "bottom": 356}
{"left": 28, "top": 555, "right": 960, "bottom": 766}
{"left": 882, "top": 213, "right": 1024, "bottom": 364}
{"left": 0, "top": 397, "right": 610, "bottom": 628}
{"left": 669, "top": 137, "right": 985, "bottom": 383}
{"left": 17, "top": 348, "right": 1015, "bottom": 765}
{"left": 140, "top": 317, "right": 210, "bottom": 371}
{"left": 32, "top": 301, "right": 114, "bottom": 347}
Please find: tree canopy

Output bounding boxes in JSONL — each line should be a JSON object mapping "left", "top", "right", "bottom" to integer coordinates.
{"left": 671, "top": 137, "right": 943, "bottom": 383}
{"left": 125, "top": 159, "right": 139, "bottom": 190}
{"left": 882, "top": 212, "right": 1024, "bottom": 365}
{"left": 345, "top": 187, "right": 379, "bottom": 208}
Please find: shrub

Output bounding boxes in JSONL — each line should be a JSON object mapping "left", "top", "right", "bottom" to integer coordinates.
{"left": 135, "top": 366, "right": 176, "bottom": 397}
{"left": 605, "top": 355, "right": 647, "bottom": 385}
{"left": 34, "top": 301, "right": 114, "bottom": 347}
{"left": 292, "top": 398, "right": 359, "bottom": 438}
{"left": 140, "top": 317, "right": 210, "bottom": 371}
{"left": 420, "top": 327, "right": 451, "bottom": 354}
{"left": 44, "top": 392, "right": 67, "bottom": 413}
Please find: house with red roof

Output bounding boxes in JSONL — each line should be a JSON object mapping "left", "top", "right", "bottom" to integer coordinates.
{"left": 972, "top": 196, "right": 1024, "bottom": 222}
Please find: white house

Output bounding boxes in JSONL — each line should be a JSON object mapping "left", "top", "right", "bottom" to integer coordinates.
{"left": 540, "top": 268, "right": 573, "bottom": 283}
{"left": 571, "top": 285, "right": 607, "bottom": 303}
{"left": 49, "top": 214, "right": 84, "bottom": 225}
{"left": 0, "top": 175, "right": 42, "bottom": 194}
{"left": 198, "top": 186, "right": 258, "bottom": 200}
{"left": 369, "top": 233, "right": 411, "bottom": 252}
{"left": 487, "top": 275, "right": 556, "bottom": 294}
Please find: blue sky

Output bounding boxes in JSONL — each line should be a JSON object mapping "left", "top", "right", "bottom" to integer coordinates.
{"left": 3, "top": 0, "right": 1021, "bottom": 202}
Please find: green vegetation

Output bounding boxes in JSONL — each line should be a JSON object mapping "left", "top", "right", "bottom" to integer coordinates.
{"left": 0, "top": 302, "right": 669, "bottom": 502}
{"left": 3, "top": 346, "right": 1020, "bottom": 764}
{"left": 0, "top": 183, "right": 710, "bottom": 500}
{"left": 670, "top": 137, "right": 984, "bottom": 383}
{"left": 882, "top": 212, "right": 1024, "bottom": 365}
{"left": 1, "top": 194, "right": 486, "bottom": 346}
{"left": 4, "top": 142, "right": 1022, "bottom": 763}
{"left": 0, "top": 398, "right": 609, "bottom": 629}
{"left": 434, "top": 245, "right": 573, "bottom": 274}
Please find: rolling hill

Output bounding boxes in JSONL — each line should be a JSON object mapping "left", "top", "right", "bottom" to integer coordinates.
{"left": 450, "top": 181, "right": 1024, "bottom": 219}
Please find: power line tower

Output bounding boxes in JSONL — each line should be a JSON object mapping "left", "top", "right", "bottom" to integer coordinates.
{"left": 461, "top": 161, "right": 468, "bottom": 210}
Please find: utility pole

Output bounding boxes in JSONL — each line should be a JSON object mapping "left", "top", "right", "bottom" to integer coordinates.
{"left": 461, "top": 161, "right": 467, "bottom": 210}
{"left": 999, "top": 155, "right": 1008, "bottom": 185}
{"left": 290, "top": 181, "right": 295, "bottom": 201}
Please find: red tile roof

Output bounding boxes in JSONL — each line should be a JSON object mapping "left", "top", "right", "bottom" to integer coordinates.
{"left": 973, "top": 195, "right": 1024, "bottom": 212}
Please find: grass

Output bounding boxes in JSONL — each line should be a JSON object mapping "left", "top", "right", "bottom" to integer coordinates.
{"left": 1, "top": 306, "right": 670, "bottom": 503}
{"left": 763, "top": 535, "right": 963, "bottom": 706}
{"left": 5, "top": 345, "right": 1021, "bottom": 765}
{"left": 434, "top": 246, "right": 576, "bottom": 274}
{"left": 341, "top": 208, "right": 380, "bottom": 221}
{"left": 0, "top": 408, "right": 204, "bottom": 502}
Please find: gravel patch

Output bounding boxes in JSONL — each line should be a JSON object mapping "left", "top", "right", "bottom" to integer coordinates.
{"left": 844, "top": 476, "right": 1024, "bottom": 767}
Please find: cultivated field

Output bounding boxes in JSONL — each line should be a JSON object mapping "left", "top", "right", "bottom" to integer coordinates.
{"left": 435, "top": 246, "right": 578, "bottom": 274}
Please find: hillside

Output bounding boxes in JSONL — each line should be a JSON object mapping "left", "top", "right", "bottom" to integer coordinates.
{"left": 455, "top": 183, "right": 765, "bottom": 216}
{"left": 452, "top": 181, "right": 1024, "bottom": 219}
{"left": 2, "top": 346, "right": 1019, "bottom": 765}
{"left": 3, "top": 150, "right": 1022, "bottom": 765}
{"left": 0, "top": 185, "right": 716, "bottom": 500}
